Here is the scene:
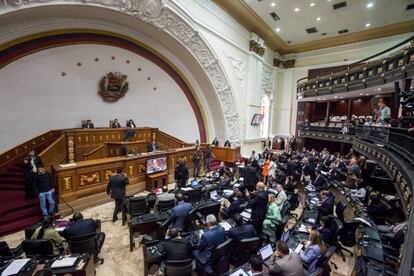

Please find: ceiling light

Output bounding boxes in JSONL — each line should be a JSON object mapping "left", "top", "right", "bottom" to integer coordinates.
{"left": 360, "top": 93, "right": 363, "bottom": 95}
{"left": 276, "top": 28, "right": 280, "bottom": 32}
{"left": 377, "top": 87, "right": 382, "bottom": 91}
{"left": 365, "top": 23, "right": 371, "bottom": 27}
{"left": 310, "top": 2, "right": 316, "bottom": 7}
{"left": 322, "top": 98, "right": 326, "bottom": 100}
{"left": 317, "top": 98, "right": 321, "bottom": 100}
{"left": 367, "top": 2, "right": 374, "bottom": 8}
{"left": 366, "top": 94, "right": 370, "bottom": 96}
{"left": 294, "top": 7, "right": 300, "bottom": 12}
{"left": 271, "top": 2, "right": 276, "bottom": 7}
{"left": 316, "top": 17, "right": 321, "bottom": 21}
{"left": 340, "top": 97, "right": 344, "bottom": 99}
{"left": 334, "top": 96, "right": 338, "bottom": 98}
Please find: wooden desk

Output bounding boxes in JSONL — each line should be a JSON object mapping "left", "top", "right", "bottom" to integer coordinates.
{"left": 211, "top": 146, "right": 241, "bottom": 163}
{"left": 146, "top": 171, "right": 168, "bottom": 191}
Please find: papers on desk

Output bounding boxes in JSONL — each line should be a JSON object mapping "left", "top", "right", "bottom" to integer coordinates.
{"left": 238, "top": 177, "right": 244, "bottom": 181}
{"left": 1, "top": 258, "right": 30, "bottom": 276}
{"left": 294, "top": 243, "right": 304, "bottom": 253}
{"left": 181, "top": 187, "right": 193, "bottom": 191}
{"left": 355, "top": 217, "right": 372, "bottom": 227}
{"left": 59, "top": 163, "right": 77, "bottom": 167}
{"left": 298, "top": 224, "right": 308, "bottom": 233}
{"left": 240, "top": 211, "right": 251, "bottom": 220}
{"left": 234, "top": 183, "right": 241, "bottom": 188}
{"left": 219, "top": 221, "right": 233, "bottom": 231}
{"left": 55, "top": 226, "right": 67, "bottom": 232}
{"left": 51, "top": 257, "right": 79, "bottom": 268}
{"left": 230, "top": 269, "right": 250, "bottom": 276}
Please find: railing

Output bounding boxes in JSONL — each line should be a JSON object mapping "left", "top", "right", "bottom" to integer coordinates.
{"left": 157, "top": 130, "right": 187, "bottom": 149}
{"left": 0, "top": 130, "right": 63, "bottom": 173}
{"left": 38, "top": 135, "right": 67, "bottom": 169}
{"left": 297, "top": 35, "right": 414, "bottom": 98}
{"left": 83, "top": 144, "right": 107, "bottom": 160}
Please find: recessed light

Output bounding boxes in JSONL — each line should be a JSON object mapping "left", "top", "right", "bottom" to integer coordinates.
{"left": 310, "top": 2, "right": 316, "bottom": 7}
{"left": 322, "top": 98, "right": 326, "bottom": 100}
{"left": 317, "top": 98, "right": 321, "bottom": 100}
{"left": 271, "top": 2, "right": 276, "bottom": 7}
{"left": 334, "top": 96, "right": 338, "bottom": 98}
{"left": 294, "top": 7, "right": 300, "bottom": 12}
{"left": 365, "top": 23, "right": 371, "bottom": 27}
{"left": 377, "top": 88, "right": 382, "bottom": 91}
{"left": 276, "top": 28, "right": 281, "bottom": 32}
{"left": 340, "top": 97, "right": 344, "bottom": 99}
{"left": 367, "top": 2, "right": 374, "bottom": 8}
{"left": 366, "top": 94, "right": 370, "bottom": 96}
{"left": 316, "top": 17, "right": 321, "bottom": 21}
{"left": 360, "top": 93, "right": 363, "bottom": 96}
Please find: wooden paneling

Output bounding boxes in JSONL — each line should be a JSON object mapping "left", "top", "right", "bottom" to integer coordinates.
{"left": 157, "top": 130, "right": 187, "bottom": 149}
{"left": 0, "top": 130, "right": 62, "bottom": 173}
{"left": 211, "top": 146, "right": 241, "bottom": 163}
{"left": 106, "top": 141, "right": 147, "bottom": 157}
{"left": 330, "top": 100, "right": 349, "bottom": 117}
{"left": 38, "top": 135, "right": 67, "bottom": 170}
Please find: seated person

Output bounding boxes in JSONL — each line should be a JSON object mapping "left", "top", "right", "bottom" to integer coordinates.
{"left": 275, "top": 184, "right": 287, "bottom": 210}
{"left": 249, "top": 255, "right": 265, "bottom": 276}
{"left": 211, "top": 137, "right": 219, "bottom": 147}
{"left": 349, "top": 181, "right": 367, "bottom": 200}
{"left": 154, "top": 187, "right": 176, "bottom": 211}
{"left": 228, "top": 214, "right": 256, "bottom": 242}
{"left": 31, "top": 218, "right": 65, "bottom": 255}
{"left": 124, "top": 124, "right": 135, "bottom": 141}
{"left": 127, "top": 119, "right": 136, "bottom": 128}
{"left": 111, "top": 118, "right": 121, "bottom": 128}
{"left": 367, "top": 193, "right": 389, "bottom": 224}
{"left": 377, "top": 220, "right": 407, "bottom": 239}
{"left": 164, "top": 228, "right": 192, "bottom": 262}
{"left": 263, "top": 194, "right": 282, "bottom": 235}
{"left": 147, "top": 140, "right": 158, "bottom": 152}
{"left": 344, "top": 174, "right": 358, "bottom": 189}
{"left": 221, "top": 190, "right": 245, "bottom": 218}
{"left": 269, "top": 242, "right": 305, "bottom": 276}
{"left": 81, "top": 119, "right": 94, "bottom": 129}
{"left": 317, "top": 190, "right": 334, "bottom": 217}
{"left": 193, "top": 215, "right": 225, "bottom": 272}
{"left": 223, "top": 140, "right": 231, "bottom": 147}
{"left": 64, "top": 212, "right": 105, "bottom": 254}
{"left": 170, "top": 193, "right": 193, "bottom": 231}
{"left": 299, "top": 230, "right": 326, "bottom": 273}
{"left": 313, "top": 170, "right": 328, "bottom": 190}
{"left": 316, "top": 216, "right": 333, "bottom": 245}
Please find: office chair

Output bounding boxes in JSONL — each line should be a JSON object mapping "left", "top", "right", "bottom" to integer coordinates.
{"left": 198, "top": 203, "right": 221, "bottom": 225}
{"left": 184, "top": 189, "right": 202, "bottom": 204}
{"left": 0, "top": 241, "right": 23, "bottom": 258}
{"left": 141, "top": 218, "right": 171, "bottom": 246}
{"left": 229, "top": 237, "right": 261, "bottom": 267}
{"left": 274, "top": 214, "right": 289, "bottom": 242}
{"left": 68, "top": 233, "right": 104, "bottom": 264}
{"left": 158, "top": 199, "right": 176, "bottom": 212}
{"left": 164, "top": 259, "right": 193, "bottom": 276}
{"left": 309, "top": 245, "right": 336, "bottom": 276}
{"left": 338, "top": 220, "right": 360, "bottom": 253}
{"left": 381, "top": 229, "right": 405, "bottom": 265}
{"left": 329, "top": 217, "right": 347, "bottom": 268}
{"left": 128, "top": 196, "right": 148, "bottom": 217}
{"left": 21, "top": 239, "right": 54, "bottom": 257}
{"left": 184, "top": 208, "right": 198, "bottom": 232}
{"left": 335, "top": 201, "right": 347, "bottom": 223}
{"left": 286, "top": 191, "right": 300, "bottom": 220}
{"left": 280, "top": 201, "right": 291, "bottom": 218}
{"left": 203, "top": 239, "right": 232, "bottom": 276}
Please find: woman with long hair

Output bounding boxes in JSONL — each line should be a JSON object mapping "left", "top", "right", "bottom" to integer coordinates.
{"left": 299, "top": 230, "right": 326, "bottom": 273}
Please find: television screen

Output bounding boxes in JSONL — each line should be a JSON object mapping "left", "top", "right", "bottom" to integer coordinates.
{"left": 251, "top": 114, "right": 264, "bottom": 125}
{"left": 146, "top": 157, "right": 167, "bottom": 174}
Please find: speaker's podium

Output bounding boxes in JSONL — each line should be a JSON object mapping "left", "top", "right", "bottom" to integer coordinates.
{"left": 146, "top": 171, "right": 168, "bottom": 191}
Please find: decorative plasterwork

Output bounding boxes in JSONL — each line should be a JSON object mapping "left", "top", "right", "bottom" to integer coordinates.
{"left": 261, "top": 65, "right": 273, "bottom": 95}
{"left": 0, "top": 0, "right": 241, "bottom": 145}
{"left": 225, "top": 54, "right": 246, "bottom": 82}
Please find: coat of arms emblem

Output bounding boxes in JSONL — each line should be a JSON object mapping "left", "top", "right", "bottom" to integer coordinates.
{"left": 98, "top": 72, "right": 129, "bottom": 102}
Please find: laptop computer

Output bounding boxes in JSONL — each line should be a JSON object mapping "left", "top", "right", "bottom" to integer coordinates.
{"left": 210, "top": 190, "right": 223, "bottom": 202}
{"left": 260, "top": 244, "right": 274, "bottom": 267}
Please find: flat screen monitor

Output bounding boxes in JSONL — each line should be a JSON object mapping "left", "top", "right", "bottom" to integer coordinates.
{"left": 259, "top": 244, "right": 273, "bottom": 261}
{"left": 146, "top": 157, "right": 167, "bottom": 174}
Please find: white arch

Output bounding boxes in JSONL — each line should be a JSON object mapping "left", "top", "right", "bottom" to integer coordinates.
{"left": 0, "top": 0, "right": 241, "bottom": 144}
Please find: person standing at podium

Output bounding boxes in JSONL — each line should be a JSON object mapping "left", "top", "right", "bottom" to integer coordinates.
{"left": 192, "top": 145, "right": 202, "bottom": 178}
{"left": 106, "top": 168, "right": 129, "bottom": 222}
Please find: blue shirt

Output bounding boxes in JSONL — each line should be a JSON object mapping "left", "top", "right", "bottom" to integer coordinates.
{"left": 170, "top": 201, "right": 192, "bottom": 230}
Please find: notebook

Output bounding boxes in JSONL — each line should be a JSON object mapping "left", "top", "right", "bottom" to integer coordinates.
{"left": 1, "top": 259, "right": 30, "bottom": 276}
{"left": 51, "top": 257, "right": 78, "bottom": 268}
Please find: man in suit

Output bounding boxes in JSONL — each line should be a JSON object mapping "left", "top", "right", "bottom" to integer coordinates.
{"left": 193, "top": 215, "right": 225, "bottom": 272}
{"left": 269, "top": 242, "right": 305, "bottom": 276}
{"left": 82, "top": 120, "right": 94, "bottom": 129}
{"left": 164, "top": 228, "right": 192, "bottom": 261}
{"left": 124, "top": 124, "right": 135, "bottom": 141}
{"left": 106, "top": 168, "right": 129, "bottom": 222}
{"left": 317, "top": 190, "right": 334, "bottom": 217}
{"left": 241, "top": 160, "right": 260, "bottom": 192}
{"left": 23, "top": 150, "right": 43, "bottom": 200}
{"left": 111, "top": 118, "right": 121, "bottom": 128}
{"left": 275, "top": 184, "right": 287, "bottom": 210}
{"left": 247, "top": 182, "right": 268, "bottom": 234}
{"left": 211, "top": 137, "right": 219, "bottom": 147}
{"left": 170, "top": 193, "right": 193, "bottom": 230}
{"left": 174, "top": 159, "right": 189, "bottom": 189}
{"left": 313, "top": 170, "right": 328, "bottom": 190}
{"left": 64, "top": 212, "right": 105, "bottom": 254}
{"left": 228, "top": 214, "right": 256, "bottom": 242}
{"left": 147, "top": 140, "right": 158, "bottom": 152}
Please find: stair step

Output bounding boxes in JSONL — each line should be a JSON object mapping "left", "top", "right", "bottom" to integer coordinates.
{"left": 0, "top": 206, "right": 41, "bottom": 225}
{"left": 0, "top": 177, "right": 25, "bottom": 184}
{"left": 0, "top": 171, "right": 25, "bottom": 178}
{"left": 0, "top": 184, "right": 25, "bottom": 191}
{"left": 0, "top": 215, "right": 42, "bottom": 237}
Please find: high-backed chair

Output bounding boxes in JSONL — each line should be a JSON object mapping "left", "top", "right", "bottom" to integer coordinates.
{"left": 204, "top": 239, "right": 232, "bottom": 276}
{"left": 335, "top": 201, "right": 347, "bottom": 223}
{"left": 229, "top": 237, "right": 261, "bottom": 267}
{"left": 68, "top": 233, "right": 104, "bottom": 264}
{"left": 329, "top": 217, "right": 345, "bottom": 268}
{"left": 274, "top": 214, "right": 289, "bottom": 242}
{"left": 198, "top": 203, "right": 221, "bottom": 225}
{"left": 339, "top": 220, "right": 360, "bottom": 252}
{"left": 286, "top": 191, "right": 300, "bottom": 220}
{"left": 21, "top": 239, "right": 54, "bottom": 257}
{"left": 280, "top": 201, "right": 291, "bottom": 218}
{"left": 0, "top": 241, "right": 23, "bottom": 258}
{"left": 141, "top": 218, "right": 171, "bottom": 246}
{"left": 158, "top": 199, "right": 176, "bottom": 212}
{"left": 128, "top": 196, "right": 148, "bottom": 217}
{"left": 164, "top": 259, "right": 193, "bottom": 276}
{"left": 184, "top": 189, "right": 202, "bottom": 204}
{"left": 184, "top": 208, "right": 198, "bottom": 232}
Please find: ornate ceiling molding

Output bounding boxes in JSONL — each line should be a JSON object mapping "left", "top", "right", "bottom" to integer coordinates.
{"left": 213, "top": 0, "right": 414, "bottom": 55}
{"left": 0, "top": 0, "right": 241, "bottom": 145}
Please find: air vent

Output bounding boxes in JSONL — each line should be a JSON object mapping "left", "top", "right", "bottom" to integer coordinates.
{"left": 333, "top": 1, "right": 347, "bottom": 9}
{"left": 270, "top": 12, "right": 280, "bottom": 21}
{"left": 407, "top": 4, "right": 414, "bottom": 10}
{"left": 321, "top": 33, "right": 327, "bottom": 36}
{"left": 306, "top": 27, "right": 318, "bottom": 34}
{"left": 338, "top": 29, "right": 348, "bottom": 34}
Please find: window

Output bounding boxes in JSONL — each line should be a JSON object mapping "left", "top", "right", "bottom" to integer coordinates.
{"left": 260, "top": 94, "right": 270, "bottom": 138}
